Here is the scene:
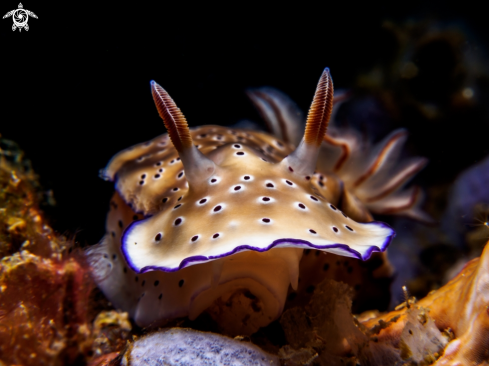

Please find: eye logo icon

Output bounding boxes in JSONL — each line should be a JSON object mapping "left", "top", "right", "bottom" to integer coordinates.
{"left": 3, "top": 3, "right": 37, "bottom": 31}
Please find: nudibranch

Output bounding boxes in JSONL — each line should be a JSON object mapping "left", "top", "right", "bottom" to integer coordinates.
{"left": 88, "top": 69, "right": 395, "bottom": 335}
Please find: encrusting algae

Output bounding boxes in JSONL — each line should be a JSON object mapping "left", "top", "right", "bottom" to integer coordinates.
{"left": 0, "top": 137, "right": 64, "bottom": 258}
{"left": 0, "top": 136, "right": 130, "bottom": 366}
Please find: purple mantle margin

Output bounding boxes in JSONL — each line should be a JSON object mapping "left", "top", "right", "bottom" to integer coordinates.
{"left": 120, "top": 218, "right": 396, "bottom": 274}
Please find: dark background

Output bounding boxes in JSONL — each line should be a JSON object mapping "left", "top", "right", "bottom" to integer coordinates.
{"left": 2, "top": 1, "right": 489, "bottom": 245}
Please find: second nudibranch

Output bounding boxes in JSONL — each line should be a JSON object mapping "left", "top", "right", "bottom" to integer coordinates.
{"left": 89, "top": 69, "right": 395, "bottom": 335}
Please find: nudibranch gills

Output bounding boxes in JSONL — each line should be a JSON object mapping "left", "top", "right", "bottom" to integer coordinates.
{"left": 104, "top": 68, "right": 394, "bottom": 275}
{"left": 319, "top": 129, "right": 430, "bottom": 221}
{"left": 245, "top": 87, "right": 305, "bottom": 146}
{"left": 246, "top": 85, "right": 430, "bottom": 223}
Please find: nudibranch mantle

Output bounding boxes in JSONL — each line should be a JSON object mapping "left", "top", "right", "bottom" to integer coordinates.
{"left": 90, "top": 69, "right": 395, "bottom": 333}
{"left": 102, "top": 69, "right": 394, "bottom": 274}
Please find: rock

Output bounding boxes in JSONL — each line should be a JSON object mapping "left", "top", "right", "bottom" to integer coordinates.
{"left": 123, "top": 328, "right": 279, "bottom": 366}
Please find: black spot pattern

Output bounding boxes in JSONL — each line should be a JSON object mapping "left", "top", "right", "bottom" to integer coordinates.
{"left": 287, "top": 292, "right": 297, "bottom": 301}
{"left": 306, "top": 285, "right": 315, "bottom": 294}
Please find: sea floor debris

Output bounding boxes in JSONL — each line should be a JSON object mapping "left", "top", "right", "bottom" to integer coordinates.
{"left": 279, "top": 279, "right": 449, "bottom": 366}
